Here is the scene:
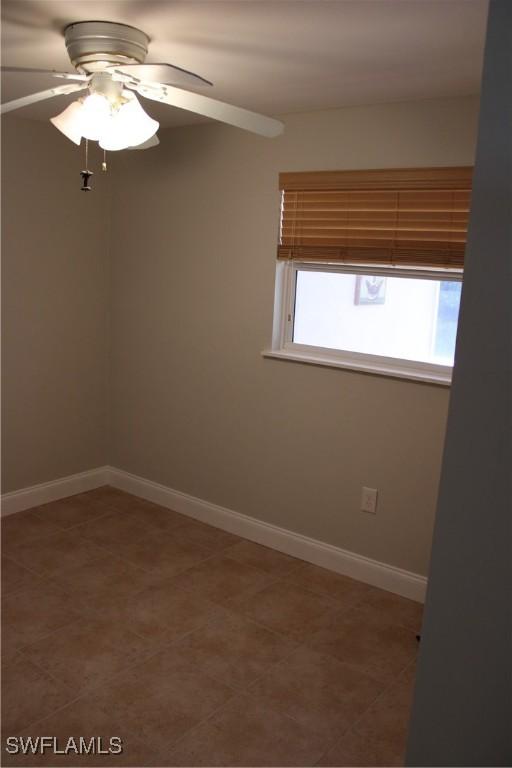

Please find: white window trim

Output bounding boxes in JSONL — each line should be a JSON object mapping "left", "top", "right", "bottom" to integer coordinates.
{"left": 262, "top": 261, "right": 463, "bottom": 386}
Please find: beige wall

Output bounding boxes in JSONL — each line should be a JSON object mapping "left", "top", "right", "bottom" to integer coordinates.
{"left": 1, "top": 98, "right": 479, "bottom": 574}
{"left": 1, "top": 118, "right": 110, "bottom": 492}
{"left": 109, "top": 96, "right": 479, "bottom": 576}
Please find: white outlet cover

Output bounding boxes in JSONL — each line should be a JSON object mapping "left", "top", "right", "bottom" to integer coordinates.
{"left": 361, "top": 487, "right": 378, "bottom": 514}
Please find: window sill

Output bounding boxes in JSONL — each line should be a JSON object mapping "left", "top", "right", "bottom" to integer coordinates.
{"left": 262, "top": 348, "right": 452, "bottom": 386}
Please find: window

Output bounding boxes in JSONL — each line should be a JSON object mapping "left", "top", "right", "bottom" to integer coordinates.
{"left": 265, "top": 167, "right": 472, "bottom": 385}
{"left": 275, "top": 261, "right": 462, "bottom": 382}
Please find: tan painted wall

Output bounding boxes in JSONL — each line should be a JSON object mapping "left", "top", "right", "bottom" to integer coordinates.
{"left": 109, "top": 96, "right": 479, "bottom": 576}
{"left": 1, "top": 118, "right": 110, "bottom": 492}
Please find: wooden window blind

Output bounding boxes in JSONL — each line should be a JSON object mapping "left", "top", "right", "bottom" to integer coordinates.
{"left": 278, "top": 167, "right": 472, "bottom": 268}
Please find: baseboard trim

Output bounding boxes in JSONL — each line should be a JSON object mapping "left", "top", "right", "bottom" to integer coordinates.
{"left": 106, "top": 466, "right": 427, "bottom": 603}
{"left": 1, "top": 465, "right": 427, "bottom": 602}
{"left": 0, "top": 467, "right": 109, "bottom": 517}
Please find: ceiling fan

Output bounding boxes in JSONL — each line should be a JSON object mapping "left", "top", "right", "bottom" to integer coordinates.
{"left": 0, "top": 20, "right": 284, "bottom": 157}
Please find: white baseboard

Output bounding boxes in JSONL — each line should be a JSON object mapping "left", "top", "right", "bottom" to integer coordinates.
{"left": 1, "top": 465, "right": 427, "bottom": 602}
{"left": 0, "top": 467, "right": 109, "bottom": 517}
{"left": 106, "top": 466, "right": 427, "bottom": 603}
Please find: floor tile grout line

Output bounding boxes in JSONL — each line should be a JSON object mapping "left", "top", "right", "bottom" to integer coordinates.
{"left": 148, "top": 599, "right": 371, "bottom": 698}
{"left": 6, "top": 496, "right": 380, "bottom": 609}
{"left": 141, "top": 691, "right": 242, "bottom": 767}
{"left": 240, "top": 683, "right": 355, "bottom": 760}
{"left": 12, "top": 632, "right": 178, "bottom": 736}
{"left": 107, "top": 607, "right": 252, "bottom": 677}
{"left": 11, "top": 592, "right": 415, "bottom": 743}
{"left": 12, "top": 617, "right": 247, "bottom": 743}
{"left": 21, "top": 622, "right": 156, "bottom": 678}
{"left": 101, "top": 593, "right": 304, "bottom": 677}
{"left": 6, "top": 666, "right": 413, "bottom": 759}
{"left": 157, "top": 690, "right": 242, "bottom": 759}
{"left": 5, "top": 676, "right": 125, "bottom": 740}
{"left": 7, "top": 543, "right": 419, "bottom": 641}
{"left": 164, "top": 567, "right": 285, "bottom": 607}
{"left": 239, "top": 634, "right": 404, "bottom": 730}
{"left": 14, "top": 600, "right": 247, "bottom": 731}
{"left": 11, "top": 493, "right": 310, "bottom": 584}
{"left": 70, "top": 523, "right": 245, "bottom": 578}
{"left": 6, "top": 561, "right": 415, "bottom": 689}
{"left": 214, "top": 599, "right": 358, "bottom": 652}
{"left": 18, "top": 657, "right": 241, "bottom": 751}
{"left": 242, "top": 633, "right": 370, "bottom": 694}
{"left": 4, "top": 525, "right": 221, "bottom": 588}
{"left": 344, "top": 655, "right": 417, "bottom": 738}
{"left": 298, "top": 599, "right": 422, "bottom": 651}
{"left": 163, "top": 684, "right": 329, "bottom": 763}
{"left": 8, "top": 493, "right": 195, "bottom": 540}
{"left": 14, "top": 642, "right": 86, "bottom": 701}
{"left": 2, "top": 525, "right": 135, "bottom": 577}
{"left": 310, "top": 655, "right": 417, "bottom": 766}
{"left": 1, "top": 551, "right": 58, "bottom": 584}
{"left": 31, "top": 505, "right": 116, "bottom": 531}
{"left": 4, "top": 514, "right": 420, "bottom": 652}
{"left": 10, "top": 624, "right": 410, "bottom": 768}
{"left": 167, "top": 632, "right": 301, "bottom": 697}
{"left": 3, "top": 612, "right": 86, "bottom": 659}
{"left": 4, "top": 564, "right": 291, "bottom": 676}
{"left": 347, "top": 596, "right": 424, "bottom": 633}
{"left": 12, "top": 606, "right": 167, "bottom": 696}
{"left": 8, "top": 490, "right": 422, "bottom": 607}
{"left": 2, "top": 520, "right": 98, "bottom": 552}
{"left": 236, "top": 637, "right": 318, "bottom": 695}
{"left": 313, "top": 722, "right": 356, "bottom": 767}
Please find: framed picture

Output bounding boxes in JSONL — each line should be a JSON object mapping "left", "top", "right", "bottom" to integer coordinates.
{"left": 354, "top": 275, "right": 387, "bottom": 305}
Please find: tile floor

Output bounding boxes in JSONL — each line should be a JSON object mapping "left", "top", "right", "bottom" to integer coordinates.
{"left": 1, "top": 487, "right": 422, "bottom": 767}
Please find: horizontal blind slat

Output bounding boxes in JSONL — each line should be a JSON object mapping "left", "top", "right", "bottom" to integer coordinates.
{"left": 282, "top": 221, "right": 467, "bottom": 232}
{"left": 281, "top": 211, "right": 469, "bottom": 223}
{"left": 277, "top": 244, "right": 465, "bottom": 268}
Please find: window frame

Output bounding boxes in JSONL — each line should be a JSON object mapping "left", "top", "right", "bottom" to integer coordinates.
{"left": 264, "top": 260, "right": 463, "bottom": 386}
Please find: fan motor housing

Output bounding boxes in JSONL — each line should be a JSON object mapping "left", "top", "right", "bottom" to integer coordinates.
{"left": 64, "top": 21, "right": 149, "bottom": 73}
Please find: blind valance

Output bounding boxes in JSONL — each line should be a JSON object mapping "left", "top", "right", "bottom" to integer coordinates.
{"left": 278, "top": 167, "right": 473, "bottom": 268}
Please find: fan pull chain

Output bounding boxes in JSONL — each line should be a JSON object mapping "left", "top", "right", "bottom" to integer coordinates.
{"left": 80, "top": 138, "right": 93, "bottom": 192}
{"left": 102, "top": 149, "right": 107, "bottom": 172}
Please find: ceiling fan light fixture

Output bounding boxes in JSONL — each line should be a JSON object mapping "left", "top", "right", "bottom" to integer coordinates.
{"left": 7, "top": 16, "right": 284, "bottom": 183}
{"left": 99, "top": 92, "right": 159, "bottom": 151}
{"left": 50, "top": 101, "right": 84, "bottom": 145}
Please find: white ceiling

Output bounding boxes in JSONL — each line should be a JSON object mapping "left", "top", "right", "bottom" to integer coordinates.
{"left": 1, "top": 0, "right": 488, "bottom": 127}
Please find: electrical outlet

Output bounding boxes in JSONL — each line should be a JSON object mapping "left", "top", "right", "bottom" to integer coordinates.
{"left": 361, "top": 487, "right": 378, "bottom": 514}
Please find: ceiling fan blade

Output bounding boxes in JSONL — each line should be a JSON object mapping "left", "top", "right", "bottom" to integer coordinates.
{"left": 1, "top": 66, "right": 88, "bottom": 81}
{"left": 0, "top": 82, "right": 86, "bottom": 115}
{"left": 128, "top": 134, "right": 160, "bottom": 150}
{"left": 112, "top": 63, "right": 212, "bottom": 89}
{"left": 131, "top": 83, "right": 284, "bottom": 138}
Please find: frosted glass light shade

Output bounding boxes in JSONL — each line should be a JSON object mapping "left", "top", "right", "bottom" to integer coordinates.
{"left": 128, "top": 133, "right": 160, "bottom": 150}
{"left": 79, "top": 94, "right": 112, "bottom": 141}
{"left": 50, "top": 101, "right": 84, "bottom": 145}
{"left": 99, "top": 93, "right": 158, "bottom": 151}
{"left": 50, "top": 90, "right": 158, "bottom": 152}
